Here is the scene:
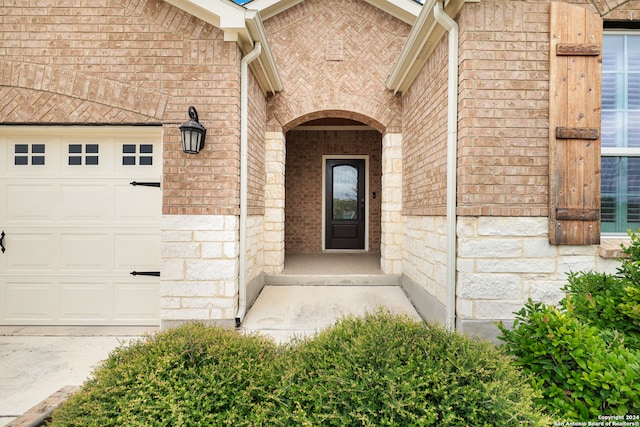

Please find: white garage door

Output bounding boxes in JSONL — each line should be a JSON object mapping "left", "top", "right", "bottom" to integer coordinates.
{"left": 0, "top": 127, "right": 161, "bottom": 325}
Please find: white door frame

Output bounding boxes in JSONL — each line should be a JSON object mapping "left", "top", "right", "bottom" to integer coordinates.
{"left": 322, "top": 155, "right": 369, "bottom": 252}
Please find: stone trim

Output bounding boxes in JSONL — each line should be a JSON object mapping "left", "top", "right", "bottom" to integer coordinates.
{"left": 263, "top": 131, "right": 286, "bottom": 274}
{"left": 381, "top": 133, "right": 403, "bottom": 274}
{"left": 598, "top": 237, "right": 631, "bottom": 259}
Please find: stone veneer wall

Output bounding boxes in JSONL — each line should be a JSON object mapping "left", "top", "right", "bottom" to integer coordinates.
{"left": 263, "top": 132, "right": 286, "bottom": 274}
{"left": 401, "top": 216, "right": 448, "bottom": 325}
{"left": 380, "top": 133, "right": 403, "bottom": 275}
{"left": 160, "top": 215, "right": 239, "bottom": 327}
{"left": 456, "top": 217, "right": 619, "bottom": 339}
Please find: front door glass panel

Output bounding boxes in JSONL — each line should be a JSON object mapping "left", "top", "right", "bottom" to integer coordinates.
{"left": 332, "top": 165, "right": 358, "bottom": 220}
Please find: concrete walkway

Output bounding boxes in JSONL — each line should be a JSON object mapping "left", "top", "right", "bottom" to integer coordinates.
{"left": 241, "top": 285, "right": 421, "bottom": 343}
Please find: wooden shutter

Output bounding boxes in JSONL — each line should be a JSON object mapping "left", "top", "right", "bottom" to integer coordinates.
{"left": 549, "top": 2, "right": 603, "bottom": 245}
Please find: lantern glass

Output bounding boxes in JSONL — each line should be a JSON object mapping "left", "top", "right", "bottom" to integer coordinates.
{"left": 179, "top": 106, "right": 206, "bottom": 154}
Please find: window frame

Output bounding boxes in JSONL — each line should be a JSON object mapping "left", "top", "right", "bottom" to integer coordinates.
{"left": 601, "top": 29, "right": 640, "bottom": 236}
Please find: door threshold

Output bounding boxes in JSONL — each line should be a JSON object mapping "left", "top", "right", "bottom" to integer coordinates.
{"left": 322, "top": 249, "right": 369, "bottom": 253}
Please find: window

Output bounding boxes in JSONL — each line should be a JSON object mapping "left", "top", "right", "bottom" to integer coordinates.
{"left": 602, "top": 32, "right": 640, "bottom": 233}
{"left": 14, "top": 144, "right": 45, "bottom": 166}
{"left": 68, "top": 144, "right": 99, "bottom": 165}
{"left": 122, "top": 144, "right": 153, "bottom": 166}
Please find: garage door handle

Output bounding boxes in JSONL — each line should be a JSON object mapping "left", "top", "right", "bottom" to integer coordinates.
{"left": 0, "top": 231, "right": 4, "bottom": 253}
{"left": 130, "top": 271, "right": 160, "bottom": 277}
{"left": 130, "top": 181, "right": 160, "bottom": 187}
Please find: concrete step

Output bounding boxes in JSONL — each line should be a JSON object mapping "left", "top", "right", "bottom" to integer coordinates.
{"left": 264, "top": 273, "right": 401, "bottom": 286}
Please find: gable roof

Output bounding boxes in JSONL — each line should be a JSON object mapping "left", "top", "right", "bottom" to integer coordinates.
{"left": 165, "top": 0, "right": 468, "bottom": 97}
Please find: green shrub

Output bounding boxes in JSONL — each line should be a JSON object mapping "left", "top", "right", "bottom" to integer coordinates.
{"left": 49, "top": 323, "right": 281, "bottom": 427}
{"left": 558, "top": 230, "right": 640, "bottom": 346}
{"left": 267, "top": 311, "right": 549, "bottom": 426}
{"left": 50, "top": 312, "right": 548, "bottom": 426}
{"left": 498, "top": 230, "right": 640, "bottom": 421}
{"left": 498, "top": 300, "right": 640, "bottom": 420}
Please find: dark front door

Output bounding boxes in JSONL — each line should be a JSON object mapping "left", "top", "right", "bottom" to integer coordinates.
{"left": 325, "top": 159, "right": 366, "bottom": 250}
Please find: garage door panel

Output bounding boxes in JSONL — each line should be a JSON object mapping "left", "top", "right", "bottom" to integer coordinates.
{"left": 6, "top": 185, "right": 57, "bottom": 223}
{"left": 61, "top": 185, "right": 112, "bottom": 222}
{"left": 114, "top": 233, "right": 159, "bottom": 271}
{"left": 0, "top": 183, "right": 6, "bottom": 223}
{"left": 4, "top": 281, "right": 58, "bottom": 321}
{"left": 5, "top": 233, "right": 57, "bottom": 271}
{"left": 59, "top": 282, "right": 112, "bottom": 321}
{"left": 1, "top": 127, "right": 161, "bottom": 326}
{"left": 114, "top": 281, "right": 159, "bottom": 320}
{"left": 60, "top": 234, "right": 112, "bottom": 271}
{"left": 115, "top": 185, "right": 161, "bottom": 222}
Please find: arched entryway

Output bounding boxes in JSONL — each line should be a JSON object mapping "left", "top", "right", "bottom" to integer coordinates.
{"left": 262, "top": 113, "right": 403, "bottom": 277}
{"left": 284, "top": 118, "right": 382, "bottom": 254}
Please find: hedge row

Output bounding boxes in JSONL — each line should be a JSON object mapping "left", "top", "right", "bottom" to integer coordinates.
{"left": 50, "top": 311, "right": 549, "bottom": 426}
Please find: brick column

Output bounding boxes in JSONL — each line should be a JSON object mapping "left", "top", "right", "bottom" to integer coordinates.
{"left": 381, "top": 133, "right": 403, "bottom": 274}
{"left": 263, "top": 131, "right": 286, "bottom": 274}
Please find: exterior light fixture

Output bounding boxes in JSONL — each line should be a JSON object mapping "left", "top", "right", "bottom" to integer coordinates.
{"left": 179, "top": 106, "right": 206, "bottom": 154}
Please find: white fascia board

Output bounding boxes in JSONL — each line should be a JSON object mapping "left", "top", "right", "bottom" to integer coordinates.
{"left": 249, "top": 0, "right": 419, "bottom": 23}
{"left": 245, "top": 10, "right": 284, "bottom": 93}
{"left": 386, "top": 0, "right": 469, "bottom": 94}
{"left": 163, "top": 0, "right": 246, "bottom": 35}
{"left": 364, "top": 0, "right": 421, "bottom": 25}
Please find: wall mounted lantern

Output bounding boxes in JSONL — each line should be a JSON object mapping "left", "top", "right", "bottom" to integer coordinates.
{"left": 179, "top": 106, "right": 206, "bottom": 154}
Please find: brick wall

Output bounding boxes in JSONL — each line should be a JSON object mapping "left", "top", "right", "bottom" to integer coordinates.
{"left": 285, "top": 130, "right": 382, "bottom": 253}
{"left": 0, "top": 0, "right": 242, "bottom": 216}
{"left": 263, "top": 0, "right": 409, "bottom": 133}
{"left": 248, "top": 68, "right": 267, "bottom": 215}
{"left": 456, "top": 1, "right": 550, "bottom": 217}
{"left": 402, "top": 35, "right": 449, "bottom": 216}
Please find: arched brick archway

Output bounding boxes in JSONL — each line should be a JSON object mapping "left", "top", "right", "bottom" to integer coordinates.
{"left": 589, "top": 0, "right": 639, "bottom": 17}
{"left": 268, "top": 97, "right": 401, "bottom": 135}
{"left": 280, "top": 110, "right": 386, "bottom": 134}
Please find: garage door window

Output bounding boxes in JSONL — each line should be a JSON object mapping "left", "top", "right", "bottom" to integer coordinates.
{"left": 68, "top": 144, "right": 99, "bottom": 166}
{"left": 123, "top": 144, "right": 153, "bottom": 166}
{"left": 14, "top": 144, "right": 45, "bottom": 166}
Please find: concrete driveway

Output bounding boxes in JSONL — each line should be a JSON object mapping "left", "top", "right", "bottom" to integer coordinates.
{"left": 0, "top": 326, "right": 155, "bottom": 427}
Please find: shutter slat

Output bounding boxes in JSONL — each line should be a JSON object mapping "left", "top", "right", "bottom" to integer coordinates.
{"left": 555, "top": 127, "right": 600, "bottom": 140}
{"left": 556, "top": 43, "right": 601, "bottom": 56}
